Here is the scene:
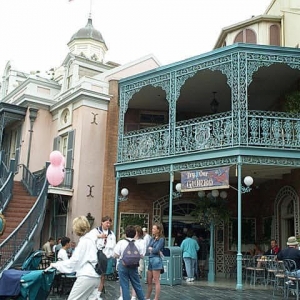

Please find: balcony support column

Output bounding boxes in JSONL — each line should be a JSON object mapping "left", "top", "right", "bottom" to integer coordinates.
{"left": 113, "top": 176, "right": 120, "bottom": 235}
{"left": 168, "top": 166, "right": 174, "bottom": 247}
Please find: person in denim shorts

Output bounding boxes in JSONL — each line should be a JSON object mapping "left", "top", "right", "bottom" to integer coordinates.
{"left": 146, "top": 223, "right": 165, "bottom": 300}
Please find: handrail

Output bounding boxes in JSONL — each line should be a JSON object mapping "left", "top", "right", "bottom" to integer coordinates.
{"left": 21, "top": 164, "right": 45, "bottom": 196}
{"left": 0, "top": 155, "right": 10, "bottom": 185}
{"left": 0, "top": 151, "right": 13, "bottom": 211}
{"left": 0, "top": 172, "right": 13, "bottom": 211}
{"left": 0, "top": 166, "right": 49, "bottom": 272}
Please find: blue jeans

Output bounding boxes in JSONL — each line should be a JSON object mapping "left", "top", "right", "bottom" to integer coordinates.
{"left": 118, "top": 261, "right": 145, "bottom": 300}
{"left": 183, "top": 257, "right": 197, "bottom": 278}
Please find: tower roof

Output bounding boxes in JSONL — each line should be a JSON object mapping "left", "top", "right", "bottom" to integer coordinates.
{"left": 68, "top": 18, "right": 106, "bottom": 45}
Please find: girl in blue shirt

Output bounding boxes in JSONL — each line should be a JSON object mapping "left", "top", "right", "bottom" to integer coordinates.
{"left": 146, "top": 223, "right": 165, "bottom": 300}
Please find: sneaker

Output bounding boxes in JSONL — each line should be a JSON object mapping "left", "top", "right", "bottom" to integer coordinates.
{"left": 190, "top": 277, "right": 195, "bottom": 282}
{"left": 131, "top": 297, "right": 136, "bottom": 300}
{"left": 117, "top": 297, "right": 123, "bottom": 300}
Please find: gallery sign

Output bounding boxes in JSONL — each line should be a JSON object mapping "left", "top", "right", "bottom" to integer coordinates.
{"left": 180, "top": 166, "right": 230, "bottom": 192}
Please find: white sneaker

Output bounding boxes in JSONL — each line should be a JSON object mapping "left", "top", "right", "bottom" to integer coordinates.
{"left": 97, "top": 291, "right": 103, "bottom": 300}
{"left": 131, "top": 297, "right": 136, "bottom": 300}
{"left": 117, "top": 297, "right": 123, "bottom": 300}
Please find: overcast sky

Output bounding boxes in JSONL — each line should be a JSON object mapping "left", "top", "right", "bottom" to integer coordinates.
{"left": 0, "top": 0, "right": 272, "bottom": 76}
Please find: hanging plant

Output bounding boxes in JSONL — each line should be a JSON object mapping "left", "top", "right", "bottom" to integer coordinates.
{"left": 283, "top": 90, "right": 300, "bottom": 113}
{"left": 191, "top": 195, "right": 231, "bottom": 228}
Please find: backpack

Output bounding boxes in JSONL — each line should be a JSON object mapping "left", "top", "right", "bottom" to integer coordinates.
{"left": 122, "top": 239, "right": 140, "bottom": 268}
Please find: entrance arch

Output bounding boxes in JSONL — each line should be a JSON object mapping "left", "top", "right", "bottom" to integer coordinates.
{"left": 153, "top": 195, "right": 226, "bottom": 275}
{"left": 274, "top": 186, "right": 299, "bottom": 248}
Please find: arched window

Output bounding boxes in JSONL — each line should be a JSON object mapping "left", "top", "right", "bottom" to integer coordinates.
{"left": 234, "top": 31, "right": 243, "bottom": 43}
{"left": 270, "top": 24, "right": 280, "bottom": 46}
{"left": 234, "top": 28, "right": 257, "bottom": 44}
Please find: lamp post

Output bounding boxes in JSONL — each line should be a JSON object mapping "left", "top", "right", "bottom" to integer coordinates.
{"left": 235, "top": 159, "right": 253, "bottom": 290}
{"left": 113, "top": 176, "right": 129, "bottom": 235}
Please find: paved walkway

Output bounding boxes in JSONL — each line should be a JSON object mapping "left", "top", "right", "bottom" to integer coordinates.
{"left": 48, "top": 279, "right": 284, "bottom": 300}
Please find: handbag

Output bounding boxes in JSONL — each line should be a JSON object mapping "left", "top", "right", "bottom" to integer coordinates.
{"left": 95, "top": 249, "right": 108, "bottom": 275}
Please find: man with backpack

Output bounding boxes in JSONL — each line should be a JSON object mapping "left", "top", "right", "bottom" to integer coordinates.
{"left": 114, "top": 225, "right": 145, "bottom": 300}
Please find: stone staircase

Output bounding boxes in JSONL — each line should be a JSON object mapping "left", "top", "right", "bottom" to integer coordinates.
{"left": 0, "top": 181, "right": 37, "bottom": 242}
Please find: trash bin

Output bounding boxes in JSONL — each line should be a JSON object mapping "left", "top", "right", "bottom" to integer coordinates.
{"left": 143, "top": 247, "right": 182, "bottom": 286}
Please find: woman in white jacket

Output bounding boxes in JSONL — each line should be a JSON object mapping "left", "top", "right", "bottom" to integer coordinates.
{"left": 50, "top": 216, "right": 100, "bottom": 300}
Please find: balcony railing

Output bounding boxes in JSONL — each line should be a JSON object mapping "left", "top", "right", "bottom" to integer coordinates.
{"left": 58, "top": 168, "right": 73, "bottom": 189}
{"left": 248, "top": 110, "right": 300, "bottom": 148}
{"left": 118, "top": 110, "right": 300, "bottom": 163}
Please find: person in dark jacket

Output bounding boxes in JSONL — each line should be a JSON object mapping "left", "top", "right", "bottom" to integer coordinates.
{"left": 277, "top": 236, "right": 300, "bottom": 277}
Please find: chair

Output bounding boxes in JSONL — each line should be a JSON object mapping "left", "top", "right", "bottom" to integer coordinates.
{"left": 282, "top": 259, "right": 300, "bottom": 300}
{"left": 39, "top": 257, "right": 52, "bottom": 270}
{"left": 246, "top": 255, "right": 266, "bottom": 286}
{"left": 272, "top": 260, "right": 287, "bottom": 299}
{"left": 242, "top": 254, "right": 251, "bottom": 281}
{"left": 265, "top": 255, "right": 277, "bottom": 286}
{"left": 58, "top": 273, "right": 77, "bottom": 296}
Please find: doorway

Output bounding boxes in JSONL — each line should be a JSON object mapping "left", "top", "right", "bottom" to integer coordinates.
{"left": 274, "top": 186, "right": 299, "bottom": 249}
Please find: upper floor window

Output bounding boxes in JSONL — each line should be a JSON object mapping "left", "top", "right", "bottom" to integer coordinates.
{"left": 53, "top": 130, "right": 75, "bottom": 169}
{"left": 234, "top": 28, "right": 257, "bottom": 44}
{"left": 270, "top": 24, "right": 280, "bottom": 46}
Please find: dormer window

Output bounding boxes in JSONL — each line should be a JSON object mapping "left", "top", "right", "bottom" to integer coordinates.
{"left": 234, "top": 28, "right": 257, "bottom": 44}
{"left": 270, "top": 24, "right": 280, "bottom": 46}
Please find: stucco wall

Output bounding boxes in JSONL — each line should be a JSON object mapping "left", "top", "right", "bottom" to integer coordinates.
{"left": 15, "top": 108, "right": 52, "bottom": 180}
{"left": 66, "top": 104, "right": 108, "bottom": 237}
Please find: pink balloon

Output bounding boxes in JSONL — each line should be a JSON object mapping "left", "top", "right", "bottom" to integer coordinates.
{"left": 49, "top": 151, "right": 64, "bottom": 167}
{"left": 46, "top": 164, "right": 65, "bottom": 186}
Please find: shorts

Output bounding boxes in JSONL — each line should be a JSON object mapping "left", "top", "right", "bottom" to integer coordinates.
{"left": 148, "top": 256, "right": 163, "bottom": 271}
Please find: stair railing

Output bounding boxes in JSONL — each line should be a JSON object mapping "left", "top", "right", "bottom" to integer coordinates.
{"left": 0, "top": 151, "right": 9, "bottom": 185}
{"left": 0, "top": 163, "right": 49, "bottom": 272}
{"left": 0, "top": 152, "right": 14, "bottom": 211}
{"left": 20, "top": 164, "right": 45, "bottom": 196}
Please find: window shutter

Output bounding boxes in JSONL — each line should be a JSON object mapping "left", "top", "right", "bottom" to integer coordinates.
{"left": 270, "top": 25, "right": 280, "bottom": 46}
{"left": 245, "top": 29, "right": 256, "bottom": 44}
{"left": 53, "top": 137, "right": 59, "bottom": 150}
{"left": 234, "top": 31, "right": 243, "bottom": 43}
{"left": 66, "top": 130, "right": 75, "bottom": 168}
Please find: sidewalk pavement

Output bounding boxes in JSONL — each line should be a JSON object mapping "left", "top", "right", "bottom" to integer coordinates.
{"left": 48, "top": 278, "right": 284, "bottom": 300}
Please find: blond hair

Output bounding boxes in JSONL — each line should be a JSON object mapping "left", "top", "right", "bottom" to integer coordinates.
{"left": 72, "top": 216, "right": 90, "bottom": 236}
{"left": 153, "top": 223, "right": 164, "bottom": 239}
